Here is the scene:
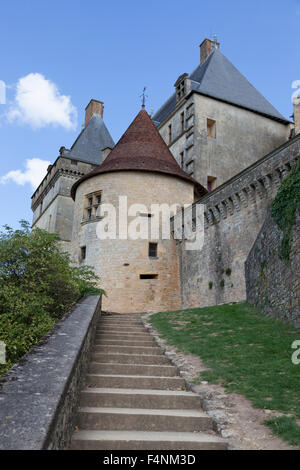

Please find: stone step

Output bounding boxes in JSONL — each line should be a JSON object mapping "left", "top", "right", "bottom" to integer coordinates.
{"left": 96, "top": 325, "right": 147, "bottom": 334}
{"left": 88, "top": 362, "right": 177, "bottom": 377}
{"left": 94, "top": 339, "right": 155, "bottom": 347}
{"left": 91, "top": 353, "right": 170, "bottom": 365}
{"left": 70, "top": 430, "right": 227, "bottom": 450}
{"left": 98, "top": 320, "right": 144, "bottom": 326}
{"left": 95, "top": 332, "right": 152, "bottom": 339}
{"left": 80, "top": 388, "right": 202, "bottom": 410}
{"left": 95, "top": 333, "right": 154, "bottom": 341}
{"left": 86, "top": 374, "right": 185, "bottom": 390}
{"left": 93, "top": 345, "right": 163, "bottom": 355}
{"left": 77, "top": 407, "right": 213, "bottom": 433}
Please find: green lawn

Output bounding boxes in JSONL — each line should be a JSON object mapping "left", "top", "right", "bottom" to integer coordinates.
{"left": 150, "top": 302, "right": 300, "bottom": 446}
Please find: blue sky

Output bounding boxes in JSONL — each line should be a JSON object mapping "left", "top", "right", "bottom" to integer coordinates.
{"left": 0, "top": 0, "right": 299, "bottom": 229}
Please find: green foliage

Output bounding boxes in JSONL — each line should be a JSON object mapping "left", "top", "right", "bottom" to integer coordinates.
{"left": 0, "top": 221, "right": 102, "bottom": 376}
{"left": 271, "top": 159, "right": 300, "bottom": 261}
{"left": 220, "top": 279, "right": 225, "bottom": 288}
{"left": 208, "top": 281, "right": 213, "bottom": 290}
{"left": 264, "top": 416, "right": 300, "bottom": 446}
{"left": 225, "top": 268, "right": 231, "bottom": 276}
{"left": 150, "top": 302, "right": 300, "bottom": 445}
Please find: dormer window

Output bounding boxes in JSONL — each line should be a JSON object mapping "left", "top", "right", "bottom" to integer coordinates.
{"left": 174, "top": 73, "right": 188, "bottom": 103}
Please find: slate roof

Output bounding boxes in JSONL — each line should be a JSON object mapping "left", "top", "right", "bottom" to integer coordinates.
{"left": 71, "top": 109, "right": 207, "bottom": 199}
{"left": 68, "top": 114, "right": 114, "bottom": 165}
{"left": 152, "top": 49, "right": 289, "bottom": 125}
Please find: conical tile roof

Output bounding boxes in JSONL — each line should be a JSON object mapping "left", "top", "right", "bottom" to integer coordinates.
{"left": 71, "top": 109, "right": 206, "bottom": 199}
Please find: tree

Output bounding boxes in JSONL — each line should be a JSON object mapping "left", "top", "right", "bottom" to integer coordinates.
{"left": 0, "top": 220, "right": 102, "bottom": 375}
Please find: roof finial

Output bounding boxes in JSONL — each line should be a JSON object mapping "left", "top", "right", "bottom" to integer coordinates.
{"left": 213, "top": 33, "right": 218, "bottom": 48}
{"left": 140, "top": 87, "right": 147, "bottom": 109}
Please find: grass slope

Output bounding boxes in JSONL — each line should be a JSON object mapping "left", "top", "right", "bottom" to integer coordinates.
{"left": 150, "top": 302, "right": 300, "bottom": 445}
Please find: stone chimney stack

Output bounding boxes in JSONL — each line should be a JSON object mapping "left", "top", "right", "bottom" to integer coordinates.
{"left": 293, "top": 97, "right": 300, "bottom": 135}
{"left": 200, "top": 37, "right": 220, "bottom": 65}
{"left": 85, "top": 99, "right": 104, "bottom": 128}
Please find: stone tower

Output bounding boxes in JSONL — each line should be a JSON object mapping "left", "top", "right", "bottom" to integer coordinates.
{"left": 71, "top": 109, "right": 206, "bottom": 313}
{"left": 31, "top": 100, "right": 114, "bottom": 252}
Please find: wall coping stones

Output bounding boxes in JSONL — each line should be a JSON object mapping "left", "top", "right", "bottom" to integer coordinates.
{"left": 0, "top": 295, "right": 101, "bottom": 450}
{"left": 172, "top": 133, "right": 300, "bottom": 235}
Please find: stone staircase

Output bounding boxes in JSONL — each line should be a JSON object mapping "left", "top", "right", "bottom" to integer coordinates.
{"left": 70, "top": 313, "right": 227, "bottom": 450}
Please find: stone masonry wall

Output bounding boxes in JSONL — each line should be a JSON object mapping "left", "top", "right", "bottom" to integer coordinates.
{"left": 245, "top": 212, "right": 300, "bottom": 326}
{"left": 158, "top": 92, "right": 290, "bottom": 191}
{"left": 175, "top": 134, "right": 300, "bottom": 309}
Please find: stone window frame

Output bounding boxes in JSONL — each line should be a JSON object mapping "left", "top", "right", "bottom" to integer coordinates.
{"left": 83, "top": 190, "right": 103, "bottom": 222}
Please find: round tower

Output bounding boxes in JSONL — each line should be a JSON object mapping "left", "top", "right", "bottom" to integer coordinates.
{"left": 71, "top": 109, "right": 206, "bottom": 313}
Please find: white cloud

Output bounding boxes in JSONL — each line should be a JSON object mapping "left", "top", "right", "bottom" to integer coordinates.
{"left": 7, "top": 73, "right": 77, "bottom": 130}
{"left": 1, "top": 158, "right": 51, "bottom": 189}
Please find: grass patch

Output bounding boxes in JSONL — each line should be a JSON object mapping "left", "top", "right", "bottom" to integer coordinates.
{"left": 264, "top": 416, "right": 300, "bottom": 446}
{"left": 150, "top": 302, "right": 300, "bottom": 445}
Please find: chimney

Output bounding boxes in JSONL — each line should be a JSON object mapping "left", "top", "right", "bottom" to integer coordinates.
{"left": 85, "top": 99, "right": 104, "bottom": 128}
{"left": 293, "top": 97, "right": 300, "bottom": 135}
{"left": 200, "top": 37, "right": 220, "bottom": 65}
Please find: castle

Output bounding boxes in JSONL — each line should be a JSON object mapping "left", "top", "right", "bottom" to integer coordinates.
{"left": 31, "top": 38, "right": 300, "bottom": 317}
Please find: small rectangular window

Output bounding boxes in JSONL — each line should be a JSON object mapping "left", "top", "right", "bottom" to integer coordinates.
{"left": 81, "top": 246, "right": 86, "bottom": 260}
{"left": 140, "top": 274, "right": 158, "bottom": 279}
{"left": 207, "top": 176, "right": 217, "bottom": 192}
{"left": 88, "top": 198, "right": 93, "bottom": 206}
{"left": 149, "top": 242, "right": 158, "bottom": 258}
{"left": 207, "top": 118, "right": 216, "bottom": 138}
{"left": 87, "top": 208, "right": 92, "bottom": 219}
{"left": 96, "top": 194, "right": 102, "bottom": 204}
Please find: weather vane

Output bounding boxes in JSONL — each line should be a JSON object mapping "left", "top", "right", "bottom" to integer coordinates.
{"left": 140, "top": 87, "right": 148, "bottom": 108}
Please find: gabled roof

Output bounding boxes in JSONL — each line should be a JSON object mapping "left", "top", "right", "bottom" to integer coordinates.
{"left": 71, "top": 109, "right": 207, "bottom": 199}
{"left": 152, "top": 49, "right": 289, "bottom": 125}
{"left": 68, "top": 114, "right": 114, "bottom": 165}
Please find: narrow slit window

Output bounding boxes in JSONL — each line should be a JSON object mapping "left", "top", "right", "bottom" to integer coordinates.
{"left": 180, "top": 151, "right": 184, "bottom": 168}
{"left": 181, "top": 112, "right": 184, "bottom": 133}
{"left": 149, "top": 242, "right": 158, "bottom": 258}
{"left": 140, "top": 274, "right": 158, "bottom": 279}
{"left": 168, "top": 124, "right": 172, "bottom": 144}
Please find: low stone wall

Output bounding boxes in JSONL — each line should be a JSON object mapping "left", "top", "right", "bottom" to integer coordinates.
{"left": 0, "top": 295, "right": 101, "bottom": 450}
{"left": 245, "top": 213, "right": 300, "bottom": 327}
{"left": 174, "top": 133, "right": 300, "bottom": 309}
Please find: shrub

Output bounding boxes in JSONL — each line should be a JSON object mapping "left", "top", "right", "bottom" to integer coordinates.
{"left": 271, "top": 159, "right": 300, "bottom": 261}
{"left": 0, "top": 221, "right": 102, "bottom": 376}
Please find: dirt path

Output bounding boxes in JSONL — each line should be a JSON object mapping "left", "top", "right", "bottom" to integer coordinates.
{"left": 143, "top": 314, "right": 299, "bottom": 451}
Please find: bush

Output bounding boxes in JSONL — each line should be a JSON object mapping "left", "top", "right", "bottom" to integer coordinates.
{"left": 271, "top": 159, "right": 300, "bottom": 261}
{"left": 0, "top": 220, "right": 103, "bottom": 376}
